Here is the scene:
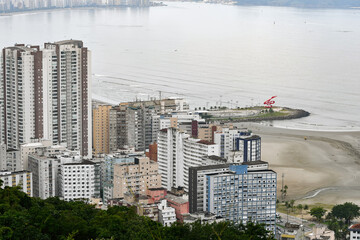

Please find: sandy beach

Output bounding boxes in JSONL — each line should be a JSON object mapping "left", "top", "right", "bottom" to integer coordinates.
{"left": 234, "top": 122, "right": 360, "bottom": 206}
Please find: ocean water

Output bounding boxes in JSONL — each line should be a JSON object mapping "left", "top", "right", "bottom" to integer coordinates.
{"left": 0, "top": 2, "right": 359, "bottom": 131}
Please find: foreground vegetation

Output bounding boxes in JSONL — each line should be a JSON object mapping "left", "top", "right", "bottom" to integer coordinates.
{"left": 0, "top": 185, "right": 274, "bottom": 240}
{"left": 277, "top": 199, "right": 360, "bottom": 239}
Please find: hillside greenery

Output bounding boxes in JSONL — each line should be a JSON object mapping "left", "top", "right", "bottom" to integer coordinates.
{"left": 0, "top": 184, "right": 274, "bottom": 240}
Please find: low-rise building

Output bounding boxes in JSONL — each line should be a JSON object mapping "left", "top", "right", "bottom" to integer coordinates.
{"left": 147, "top": 187, "right": 167, "bottom": 202}
{"left": 349, "top": 224, "right": 360, "bottom": 240}
{"left": 166, "top": 193, "right": 189, "bottom": 222}
{"left": 158, "top": 199, "right": 176, "bottom": 227}
{"left": 0, "top": 170, "right": 32, "bottom": 196}
{"left": 108, "top": 193, "right": 160, "bottom": 222}
{"left": 183, "top": 212, "right": 224, "bottom": 224}
{"left": 305, "top": 226, "right": 335, "bottom": 240}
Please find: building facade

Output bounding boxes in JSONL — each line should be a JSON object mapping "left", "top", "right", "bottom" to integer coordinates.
{"left": 205, "top": 165, "right": 277, "bottom": 232}
{"left": 234, "top": 135, "right": 261, "bottom": 162}
{"left": 113, "top": 157, "right": 161, "bottom": 198}
{"left": 1, "top": 41, "right": 92, "bottom": 159}
{"left": 157, "top": 128, "right": 221, "bottom": 191}
{"left": 28, "top": 154, "right": 57, "bottom": 199}
{"left": 188, "top": 163, "right": 232, "bottom": 213}
{"left": 59, "top": 160, "right": 98, "bottom": 201}
{"left": 157, "top": 128, "right": 188, "bottom": 190}
{"left": 349, "top": 224, "right": 360, "bottom": 240}
{"left": 43, "top": 40, "right": 92, "bottom": 158}
{"left": 0, "top": 170, "right": 32, "bottom": 196}
{"left": 158, "top": 199, "right": 176, "bottom": 227}
{"left": 214, "top": 128, "right": 251, "bottom": 160}
{"left": 102, "top": 153, "right": 143, "bottom": 203}
{"left": 1, "top": 45, "right": 43, "bottom": 150}
{"left": 107, "top": 98, "right": 189, "bottom": 153}
{"left": 93, "top": 105, "right": 112, "bottom": 155}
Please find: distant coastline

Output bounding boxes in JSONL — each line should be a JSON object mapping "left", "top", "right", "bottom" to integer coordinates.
{"left": 232, "top": 1, "right": 360, "bottom": 9}
{"left": 161, "top": 0, "right": 360, "bottom": 9}
{"left": 2, "top": 0, "right": 360, "bottom": 15}
{"left": 0, "top": 3, "right": 166, "bottom": 16}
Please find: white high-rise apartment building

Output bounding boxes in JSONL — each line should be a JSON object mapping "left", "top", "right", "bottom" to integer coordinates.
{"left": 1, "top": 40, "right": 92, "bottom": 159}
{"left": 214, "top": 128, "right": 251, "bottom": 160}
{"left": 27, "top": 147, "right": 84, "bottom": 199}
{"left": 43, "top": 40, "right": 92, "bottom": 158}
{"left": 20, "top": 140, "right": 56, "bottom": 171}
{"left": 157, "top": 128, "right": 220, "bottom": 192}
{"left": 1, "top": 45, "right": 43, "bottom": 150}
{"left": 0, "top": 55, "right": 4, "bottom": 145}
{"left": 158, "top": 128, "right": 188, "bottom": 191}
{"left": 28, "top": 154, "right": 58, "bottom": 199}
{"left": 59, "top": 160, "right": 96, "bottom": 201}
{"left": 182, "top": 138, "right": 219, "bottom": 190}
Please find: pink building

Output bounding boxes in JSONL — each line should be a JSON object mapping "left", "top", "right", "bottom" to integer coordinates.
{"left": 166, "top": 193, "right": 189, "bottom": 222}
{"left": 147, "top": 188, "right": 167, "bottom": 203}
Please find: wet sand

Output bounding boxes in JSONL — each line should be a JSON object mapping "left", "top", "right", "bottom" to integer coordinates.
{"left": 234, "top": 122, "right": 360, "bottom": 205}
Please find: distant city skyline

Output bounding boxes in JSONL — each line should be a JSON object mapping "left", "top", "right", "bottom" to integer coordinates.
{"left": 0, "top": 0, "right": 151, "bottom": 12}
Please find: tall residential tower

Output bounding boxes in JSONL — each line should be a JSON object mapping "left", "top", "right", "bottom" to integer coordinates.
{"left": 0, "top": 40, "right": 92, "bottom": 161}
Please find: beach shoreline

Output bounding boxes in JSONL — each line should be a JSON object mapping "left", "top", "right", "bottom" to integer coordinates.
{"left": 92, "top": 96, "right": 360, "bottom": 205}
{"left": 235, "top": 122, "right": 360, "bottom": 205}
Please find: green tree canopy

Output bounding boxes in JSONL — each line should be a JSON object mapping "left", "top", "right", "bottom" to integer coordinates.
{"left": 0, "top": 185, "right": 275, "bottom": 240}
{"left": 310, "top": 207, "right": 326, "bottom": 222}
{"left": 332, "top": 202, "right": 360, "bottom": 225}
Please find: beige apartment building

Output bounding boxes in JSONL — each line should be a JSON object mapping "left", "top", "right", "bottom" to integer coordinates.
{"left": 93, "top": 105, "right": 112, "bottom": 155}
{"left": 198, "top": 124, "right": 222, "bottom": 143}
{"left": 113, "top": 157, "right": 161, "bottom": 198}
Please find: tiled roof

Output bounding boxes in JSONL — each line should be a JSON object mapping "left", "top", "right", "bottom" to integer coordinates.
{"left": 350, "top": 223, "right": 360, "bottom": 230}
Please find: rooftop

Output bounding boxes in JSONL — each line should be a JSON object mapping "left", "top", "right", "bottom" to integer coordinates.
{"left": 197, "top": 140, "right": 215, "bottom": 145}
{"left": 53, "top": 39, "right": 83, "bottom": 47}
{"left": 203, "top": 155, "right": 227, "bottom": 162}
{"left": 0, "top": 170, "right": 31, "bottom": 176}
{"left": 242, "top": 160, "right": 268, "bottom": 166}
{"left": 239, "top": 135, "right": 261, "bottom": 140}
{"left": 148, "top": 187, "right": 167, "bottom": 191}
{"left": 350, "top": 223, "right": 360, "bottom": 230}
{"left": 166, "top": 193, "right": 188, "bottom": 205}
{"left": 189, "top": 164, "right": 232, "bottom": 172}
{"left": 63, "top": 160, "right": 96, "bottom": 165}
{"left": 21, "top": 142, "right": 44, "bottom": 148}
{"left": 6, "top": 45, "right": 39, "bottom": 52}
